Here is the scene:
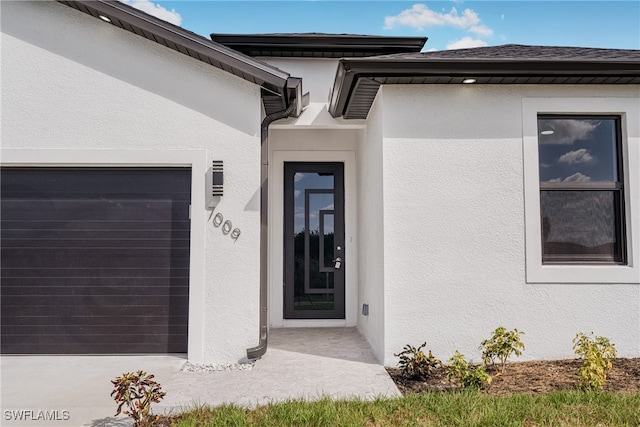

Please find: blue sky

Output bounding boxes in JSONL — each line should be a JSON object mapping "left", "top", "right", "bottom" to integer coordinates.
{"left": 122, "top": 1, "right": 639, "bottom": 51}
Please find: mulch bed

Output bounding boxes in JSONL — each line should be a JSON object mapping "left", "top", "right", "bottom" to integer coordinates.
{"left": 386, "top": 358, "right": 640, "bottom": 395}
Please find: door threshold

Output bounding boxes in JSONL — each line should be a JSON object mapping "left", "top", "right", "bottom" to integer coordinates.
{"left": 276, "top": 319, "right": 347, "bottom": 328}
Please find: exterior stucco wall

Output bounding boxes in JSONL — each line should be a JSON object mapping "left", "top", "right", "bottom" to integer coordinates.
{"left": 356, "top": 92, "right": 386, "bottom": 362}
{"left": 265, "top": 58, "right": 360, "bottom": 128}
{"left": 379, "top": 84, "right": 640, "bottom": 366}
{"left": 262, "top": 58, "right": 339, "bottom": 103}
{"left": 1, "top": 1, "right": 263, "bottom": 363}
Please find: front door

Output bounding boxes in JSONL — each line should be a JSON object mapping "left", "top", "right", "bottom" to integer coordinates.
{"left": 284, "top": 162, "right": 345, "bottom": 319}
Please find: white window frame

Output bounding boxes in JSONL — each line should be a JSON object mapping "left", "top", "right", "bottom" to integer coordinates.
{"left": 522, "top": 98, "right": 639, "bottom": 284}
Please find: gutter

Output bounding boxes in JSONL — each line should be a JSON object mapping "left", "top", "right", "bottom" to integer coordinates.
{"left": 247, "top": 77, "right": 303, "bottom": 360}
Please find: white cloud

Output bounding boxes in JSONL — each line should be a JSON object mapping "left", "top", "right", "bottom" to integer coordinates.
{"left": 558, "top": 148, "right": 594, "bottom": 165}
{"left": 121, "top": 0, "right": 182, "bottom": 26}
{"left": 563, "top": 172, "right": 592, "bottom": 182}
{"left": 384, "top": 4, "right": 493, "bottom": 37}
{"left": 446, "top": 37, "right": 488, "bottom": 50}
{"left": 539, "top": 119, "right": 599, "bottom": 145}
{"left": 469, "top": 25, "right": 493, "bottom": 37}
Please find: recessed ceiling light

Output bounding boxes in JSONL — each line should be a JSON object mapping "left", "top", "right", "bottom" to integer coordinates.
{"left": 462, "top": 78, "right": 477, "bottom": 84}
{"left": 99, "top": 15, "right": 112, "bottom": 23}
{"left": 541, "top": 130, "right": 554, "bottom": 135}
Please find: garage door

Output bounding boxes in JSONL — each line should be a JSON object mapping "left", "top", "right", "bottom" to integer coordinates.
{"left": 1, "top": 168, "right": 191, "bottom": 354}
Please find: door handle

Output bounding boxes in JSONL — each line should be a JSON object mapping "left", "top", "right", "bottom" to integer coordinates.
{"left": 332, "top": 257, "right": 342, "bottom": 270}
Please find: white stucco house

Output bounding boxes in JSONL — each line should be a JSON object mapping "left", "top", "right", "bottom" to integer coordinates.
{"left": 2, "top": 0, "right": 639, "bottom": 366}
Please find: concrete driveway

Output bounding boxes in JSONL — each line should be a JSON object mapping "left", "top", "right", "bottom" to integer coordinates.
{"left": 1, "top": 328, "right": 400, "bottom": 426}
{"left": 1, "top": 355, "right": 183, "bottom": 427}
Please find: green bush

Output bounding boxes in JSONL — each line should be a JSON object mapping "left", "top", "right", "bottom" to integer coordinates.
{"left": 573, "top": 332, "right": 617, "bottom": 390}
{"left": 447, "top": 351, "right": 492, "bottom": 389}
{"left": 111, "top": 370, "right": 166, "bottom": 426}
{"left": 394, "top": 342, "right": 442, "bottom": 379}
{"left": 480, "top": 326, "right": 525, "bottom": 374}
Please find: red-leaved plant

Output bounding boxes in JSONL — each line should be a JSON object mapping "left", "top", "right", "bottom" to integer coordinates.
{"left": 111, "top": 370, "right": 166, "bottom": 426}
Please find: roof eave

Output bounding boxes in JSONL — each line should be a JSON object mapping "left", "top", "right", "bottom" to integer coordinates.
{"left": 328, "top": 60, "right": 355, "bottom": 117}
{"left": 57, "top": 0, "right": 291, "bottom": 96}
{"left": 329, "top": 57, "right": 640, "bottom": 119}
{"left": 336, "top": 56, "right": 640, "bottom": 73}
{"left": 210, "top": 33, "right": 428, "bottom": 58}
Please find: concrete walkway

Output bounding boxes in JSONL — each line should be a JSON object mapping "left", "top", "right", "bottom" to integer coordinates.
{"left": 1, "top": 328, "right": 400, "bottom": 426}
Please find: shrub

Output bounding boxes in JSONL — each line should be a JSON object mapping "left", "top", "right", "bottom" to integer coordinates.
{"left": 480, "top": 326, "right": 525, "bottom": 374}
{"left": 573, "top": 332, "right": 617, "bottom": 390}
{"left": 394, "top": 342, "right": 442, "bottom": 379}
{"left": 111, "top": 370, "right": 166, "bottom": 426}
{"left": 446, "top": 351, "right": 492, "bottom": 389}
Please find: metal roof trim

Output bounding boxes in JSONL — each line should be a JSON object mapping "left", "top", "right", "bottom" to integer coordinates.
{"left": 333, "top": 56, "right": 640, "bottom": 71}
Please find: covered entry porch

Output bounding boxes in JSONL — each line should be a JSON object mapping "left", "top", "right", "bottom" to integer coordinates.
{"left": 163, "top": 327, "right": 398, "bottom": 409}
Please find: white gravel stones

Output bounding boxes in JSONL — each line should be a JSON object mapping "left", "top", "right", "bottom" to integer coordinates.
{"left": 182, "top": 361, "right": 255, "bottom": 372}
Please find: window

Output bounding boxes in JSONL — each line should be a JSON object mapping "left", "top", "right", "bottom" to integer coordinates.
{"left": 537, "top": 116, "right": 625, "bottom": 264}
{"left": 522, "top": 97, "right": 638, "bottom": 284}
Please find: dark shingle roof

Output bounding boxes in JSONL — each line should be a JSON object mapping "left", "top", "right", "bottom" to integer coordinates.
{"left": 329, "top": 44, "right": 640, "bottom": 119}
{"left": 210, "top": 33, "right": 427, "bottom": 58}
{"left": 378, "top": 44, "right": 640, "bottom": 61}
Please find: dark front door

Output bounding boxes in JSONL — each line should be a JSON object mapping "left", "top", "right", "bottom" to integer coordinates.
{"left": 284, "top": 162, "right": 345, "bottom": 319}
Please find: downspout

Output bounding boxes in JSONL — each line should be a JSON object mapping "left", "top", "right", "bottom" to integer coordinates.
{"left": 247, "top": 78, "right": 301, "bottom": 360}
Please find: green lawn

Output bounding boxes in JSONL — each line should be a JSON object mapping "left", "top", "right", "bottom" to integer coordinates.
{"left": 169, "top": 390, "right": 640, "bottom": 426}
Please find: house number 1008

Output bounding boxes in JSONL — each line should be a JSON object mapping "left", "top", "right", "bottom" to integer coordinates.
{"left": 213, "top": 213, "right": 240, "bottom": 241}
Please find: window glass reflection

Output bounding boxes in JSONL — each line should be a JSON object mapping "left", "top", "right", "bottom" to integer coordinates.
{"left": 538, "top": 118, "right": 618, "bottom": 183}
{"left": 292, "top": 172, "right": 335, "bottom": 310}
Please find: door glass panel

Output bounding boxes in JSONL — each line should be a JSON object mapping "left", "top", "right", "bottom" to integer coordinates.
{"left": 293, "top": 172, "right": 335, "bottom": 311}
{"left": 285, "top": 162, "right": 344, "bottom": 319}
{"left": 320, "top": 212, "right": 334, "bottom": 269}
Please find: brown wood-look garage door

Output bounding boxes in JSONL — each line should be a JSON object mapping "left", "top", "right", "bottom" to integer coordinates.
{"left": 1, "top": 168, "right": 191, "bottom": 354}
